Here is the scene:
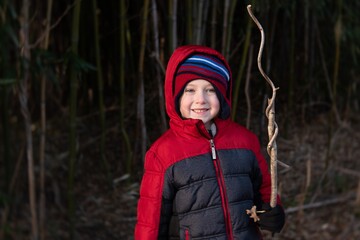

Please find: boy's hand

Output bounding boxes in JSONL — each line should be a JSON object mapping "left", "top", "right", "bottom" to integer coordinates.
{"left": 257, "top": 203, "right": 285, "bottom": 233}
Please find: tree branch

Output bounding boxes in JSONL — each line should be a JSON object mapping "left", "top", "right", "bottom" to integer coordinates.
{"left": 247, "top": 4, "right": 279, "bottom": 208}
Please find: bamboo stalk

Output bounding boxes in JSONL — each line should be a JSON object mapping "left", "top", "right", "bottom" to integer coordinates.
{"left": 194, "top": 0, "right": 204, "bottom": 45}
{"left": 119, "top": 0, "right": 133, "bottom": 176}
{"left": 247, "top": 5, "right": 279, "bottom": 208}
{"left": 333, "top": 3, "right": 342, "bottom": 106}
{"left": 286, "top": 0, "right": 296, "bottom": 131}
{"left": 168, "top": 0, "right": 177, "bottom": 53}
{"left": 221, "top": 0, "right": 230, "bottom": 54}
{"left": 244, "top": 44, "right": 253, "bottom": 129}
{"left": 330, "top": 1, "right": 342, "bottom": 165}
{"left": 0, "top": 0, "right": 12, "bottom": 197}
{"left": 137, "top": 0, "right": 150, "bottom": 161}
{"left": 39, "top": 1, "right": 53, "bottom": 239}
{"left": 200, "top": 0, "right": 210, "bottom": 45}
{"left": 19, "top": 0, "right": 39, "bottom": 238}
{"left": 185, "top": 0, "right": 193, "bottom": 44}
{"left": 68, "top": 0, "right": 82, "bottom": 238}
{"left": 151, "top": 0, "right": 167, "bottom": 133}
{"left": 231, "top": 16, "right": 252, "bottom": 120}
{"left": 302, "top": 0, "right": 310, "bottom": 124}
{"left": 224, "top": 0, "right": 237, "bottom": 59}
{"left": 1, "top": 88, "right": 10, "bottom": 191}
{"left": 314, "top": 17, "right": 342, "bottom": 170}
{"left": 314, "top": 18, "right": 341, "bottom": 125}
{"left": 265, "top": 5, "right": 278, "bottom": 75}
{"left": 92, "top": 0, "right": 110, "bottom": 182}
{"left": 29, "top": 3, "right": 75, "bottom": 49}
{"left": 210, "top": 0, "right": 218, "bottom": 48}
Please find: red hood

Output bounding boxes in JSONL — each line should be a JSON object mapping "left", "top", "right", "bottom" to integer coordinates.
{"left": 164, "top": 45, "right": 233, "bottom": 135}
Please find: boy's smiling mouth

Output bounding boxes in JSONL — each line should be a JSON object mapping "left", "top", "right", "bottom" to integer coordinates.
{"left": 192, "top": 108, "right": 209, "bottom": 113}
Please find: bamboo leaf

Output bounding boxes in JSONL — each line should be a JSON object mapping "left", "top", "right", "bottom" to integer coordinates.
{"left": 65, "top": 51, "right": 96, "bottom": 72}
{"left": 0, "top": 79, "right": 16, "bottom": 85}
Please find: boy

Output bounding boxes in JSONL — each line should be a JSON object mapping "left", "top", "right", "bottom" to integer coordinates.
{"left": 135, "top": 45, "right": 285, "bottom": 239}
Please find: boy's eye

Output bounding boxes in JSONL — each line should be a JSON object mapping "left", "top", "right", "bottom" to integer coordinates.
{"left": 206, "top": 88, "right": 215, "bottom": 93}
{"left": 184, "top": 88, "right": 195, "bottom": 93}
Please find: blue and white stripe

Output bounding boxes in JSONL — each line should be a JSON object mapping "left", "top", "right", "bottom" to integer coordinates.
{"left": 184, "top": 55, "right": 230, "bottom": 81}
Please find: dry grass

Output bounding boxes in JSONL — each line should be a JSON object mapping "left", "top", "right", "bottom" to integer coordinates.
{"left": 269, "top": 114, "right": 360, "bottom": 239}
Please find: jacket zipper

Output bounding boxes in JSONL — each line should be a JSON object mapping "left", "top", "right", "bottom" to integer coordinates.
{"left": 210, "top": 139, "right": 234, "bottom": 240}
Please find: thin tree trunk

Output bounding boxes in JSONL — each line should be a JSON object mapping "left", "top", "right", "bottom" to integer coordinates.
{"left": 314, "top": 19, "right": 341, "bottom": 125}
{"left": 224, "top": 0, "right": 237, "bottom": 59}
{"left": 0, "top": 65, "right": 12, "bottom": 197}
{"left": 221, "top": 0, "right": 230, "bottom": 54}
{"left": 210, "top": 0, "right": 218, "bottom": 48}
{"left": 119, "top": 0, "right": 132, "bottom": 175}
{"left": 314, "top": 17, "right": 342, "bottom": 171}
{"left": 137, "top": 0, "right": 150, "bottom": 161}
{"left": 333, "top": 0, "right": 342, "bottom": 106}
{"left": 39, "top": 1, "right": 53, "bottom": 239}
{"left": 194, "top": 0, "right": 204, "bottom": 45}
{"left": 68, "top": 0, "right": 82, "bottom": 238}
{"left": 0, "top": 2, "right": 12, "bottom": 196}
{"left": 186, "top": 0, "right": 193, "bottom": 44}
{"left": 200, "top": 0, "right": 210, "bottom": 45}
{"left": 245, "top": 45, "right": 253, "bottom": 129}
{"left": 151, "top": 0, "right": 167, "bottom": 133}
{"left": 168, "top": 0, "right": 177, "bottom": 53}
{"left": 265, "top": 5, "right": 278, "bottom": 75}
{"left": 302, "top": 0, "right": 310, "bottom": 124}
{"left": 19, "top": 0, "right": 38, "bottom": 239}
{"left": 1, "top": 86, "right": 10, "bottom": 192}
{"left": 330, "top": 0, "right": 343, "bottom": 167}
{"left": 286, "top": 0, "right": 296, "bottom": 128}
{"left": 92, "top": 0, "right": 110, "bottom": 182}
{"left": 231, "top": 16, "right": 252, "bottom": 120}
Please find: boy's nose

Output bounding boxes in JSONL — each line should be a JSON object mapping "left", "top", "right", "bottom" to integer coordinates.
{"left": 195, "top": 91, "right": 206, "bottom": 103}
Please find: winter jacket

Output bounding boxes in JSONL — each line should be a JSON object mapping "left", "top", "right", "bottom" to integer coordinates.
{"left": 135, "top": 45, "right": 275, "bottom": 240}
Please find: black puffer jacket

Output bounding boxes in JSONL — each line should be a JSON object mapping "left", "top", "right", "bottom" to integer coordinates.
{"left": 135, "top": 45, "right": 274, "bottom": 240}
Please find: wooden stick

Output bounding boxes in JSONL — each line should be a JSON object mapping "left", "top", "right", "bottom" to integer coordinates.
{"left": 247, "top": 5, "right": 279, "bottom": 208}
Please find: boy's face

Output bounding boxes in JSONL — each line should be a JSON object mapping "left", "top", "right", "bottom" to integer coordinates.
{"left": 179, "top": 79, "right": 220, "bottom": 129}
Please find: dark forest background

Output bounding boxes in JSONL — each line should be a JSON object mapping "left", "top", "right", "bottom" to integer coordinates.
{"left": 0, "top": 0, "right": 359, "bottom": 239}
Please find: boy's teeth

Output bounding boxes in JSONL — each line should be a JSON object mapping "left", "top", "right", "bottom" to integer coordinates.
{"left": 194, "top": 109, "right": 206, "bottom": 113}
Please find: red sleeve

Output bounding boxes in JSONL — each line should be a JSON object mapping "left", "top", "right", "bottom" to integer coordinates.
{"left": 134, "top": 151, "right": 165, "bottom": 240}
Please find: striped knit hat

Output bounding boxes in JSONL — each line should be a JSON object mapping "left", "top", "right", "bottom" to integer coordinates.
{"left": 174, "top": 53, "right": 230, "bottom": 98}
